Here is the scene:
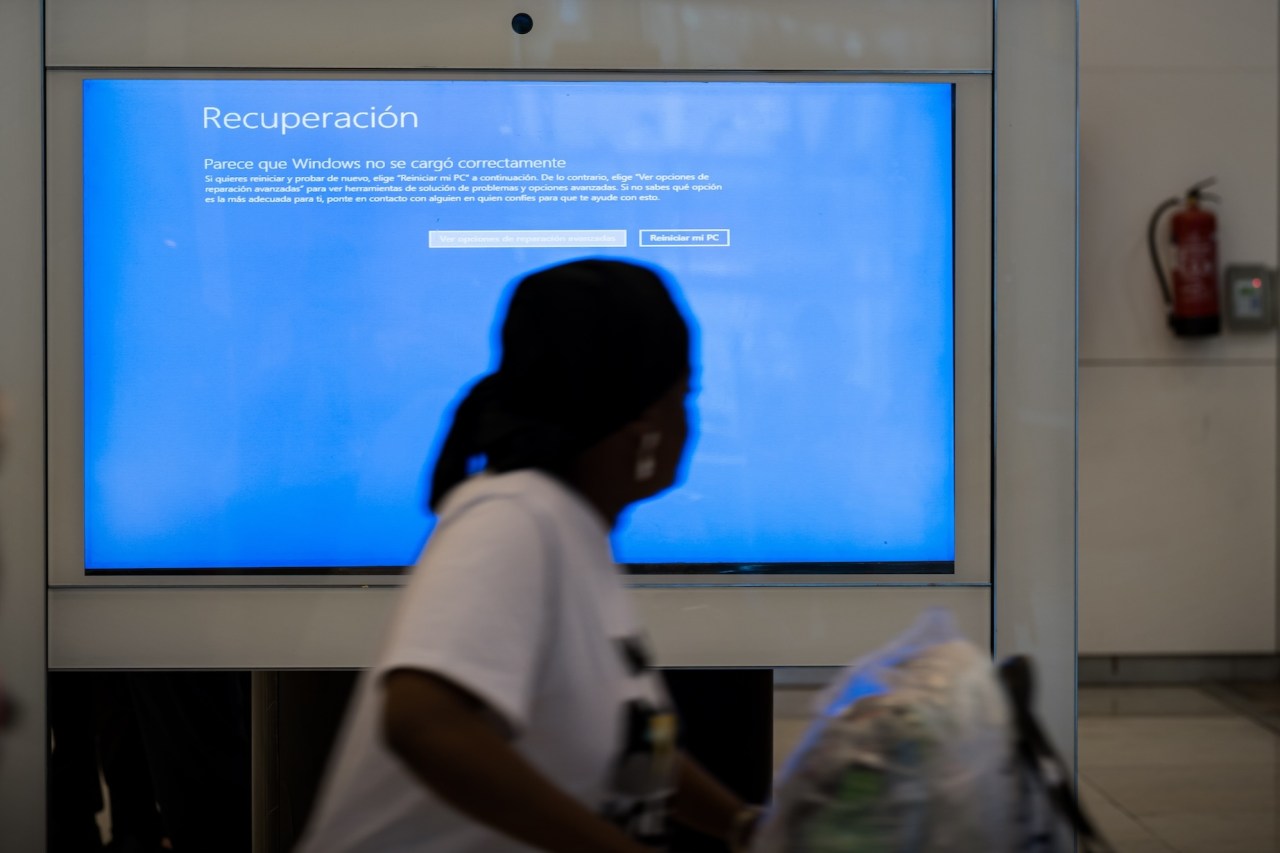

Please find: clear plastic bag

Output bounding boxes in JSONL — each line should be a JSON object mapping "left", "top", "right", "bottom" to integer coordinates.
{"left": 752, "top": 609, "right": 1015, "bottom": 853}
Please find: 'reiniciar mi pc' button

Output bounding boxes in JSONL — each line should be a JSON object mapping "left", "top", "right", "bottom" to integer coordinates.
{"left": 638, "top": 229, "right": 730, "bottom": 248}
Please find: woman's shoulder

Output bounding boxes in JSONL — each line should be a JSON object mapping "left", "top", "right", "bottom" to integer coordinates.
{"left": 436, "top": 469, "right": 600, "bottom": 539}
{"left": 420, "top": 470, "right": 609, "bottom": 582}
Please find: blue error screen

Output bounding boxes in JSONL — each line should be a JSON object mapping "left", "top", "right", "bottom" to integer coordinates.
{"left": 82, "top": 79, "right": 955, "bottom": 572}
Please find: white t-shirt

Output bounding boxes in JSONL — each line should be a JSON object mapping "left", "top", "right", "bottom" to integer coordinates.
{"left": 298, "top": 470, "right": 676, "bottom": 853}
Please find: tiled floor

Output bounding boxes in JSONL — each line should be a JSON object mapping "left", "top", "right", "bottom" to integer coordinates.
{"left": 772, "top": 684, "right": 1280, "bottom": 853}
{"left": 1079, "top": 685, "right": 1280, "bottom": 853}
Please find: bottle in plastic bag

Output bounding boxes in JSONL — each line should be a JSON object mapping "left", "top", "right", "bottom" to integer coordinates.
{"left": 752, "top": 609, "right": 1015, "bottom": 853}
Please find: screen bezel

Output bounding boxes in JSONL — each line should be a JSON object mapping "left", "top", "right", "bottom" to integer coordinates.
{"left": 47, "top": 68, "right": 991, "bottom": 587}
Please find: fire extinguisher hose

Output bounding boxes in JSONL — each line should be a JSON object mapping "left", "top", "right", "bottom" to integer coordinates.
{"left": 1146, "top": 197, "right": 1180, "bottom": 307}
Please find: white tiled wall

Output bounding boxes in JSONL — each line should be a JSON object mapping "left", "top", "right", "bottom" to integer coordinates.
{"left": 1078, "top": 0, "right": 1278, "bottom": 653}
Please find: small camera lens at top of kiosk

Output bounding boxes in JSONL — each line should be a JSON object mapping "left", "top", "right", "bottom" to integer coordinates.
{"left": 511, "top": 13, "right": 533, "bottom": 34}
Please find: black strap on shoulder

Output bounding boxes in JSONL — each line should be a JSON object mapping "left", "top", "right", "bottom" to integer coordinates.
{"left": 998, "top": 656, "right": 1115, "bottom": 853}
{"left": 617, "top": 636, "right": 652, "bottom": 675}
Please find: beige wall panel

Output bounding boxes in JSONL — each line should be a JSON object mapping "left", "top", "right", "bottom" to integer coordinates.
{"left": 1080, "top": 365, "right": 1276, "bottom": 653}
{"left": 50, "top": 585, "right": 992, "bottom": 670}
{"left": 46, "top": 0, "right": 993, "bottom": 72}
{"left": 1081, "top": 0, "right": 1275, "bottom": 71}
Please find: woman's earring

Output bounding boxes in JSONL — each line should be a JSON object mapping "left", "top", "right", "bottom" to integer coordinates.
{"left": 635, "top": 432, "right": 662, "bottom": 482}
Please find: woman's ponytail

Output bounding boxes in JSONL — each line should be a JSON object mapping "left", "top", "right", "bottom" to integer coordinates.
{"left": 428, "top": 375, "right": 498, "bottom": 511}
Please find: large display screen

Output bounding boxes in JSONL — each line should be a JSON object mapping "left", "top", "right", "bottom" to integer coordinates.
{"left": 82, "top": 78, "right": 954, "bottom": 572}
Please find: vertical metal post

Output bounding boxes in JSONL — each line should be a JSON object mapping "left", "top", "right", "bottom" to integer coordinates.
{"left": 0, "top": 0, "right": 48, "bottom": 848}
{"left": 252, "top": 671, "right": 280, "bottom": 853}
{"left": 992, "top": 0, "right": 1081, "bottom": 769}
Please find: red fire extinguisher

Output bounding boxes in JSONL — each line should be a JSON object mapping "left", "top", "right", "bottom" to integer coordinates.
{"left": 1148, "top": 178, "right": 1221, "bottom": 336}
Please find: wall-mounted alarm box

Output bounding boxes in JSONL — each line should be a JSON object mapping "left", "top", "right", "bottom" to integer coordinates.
{"left": 1224, "top": 264, "right": 1276, "bottom": 330}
